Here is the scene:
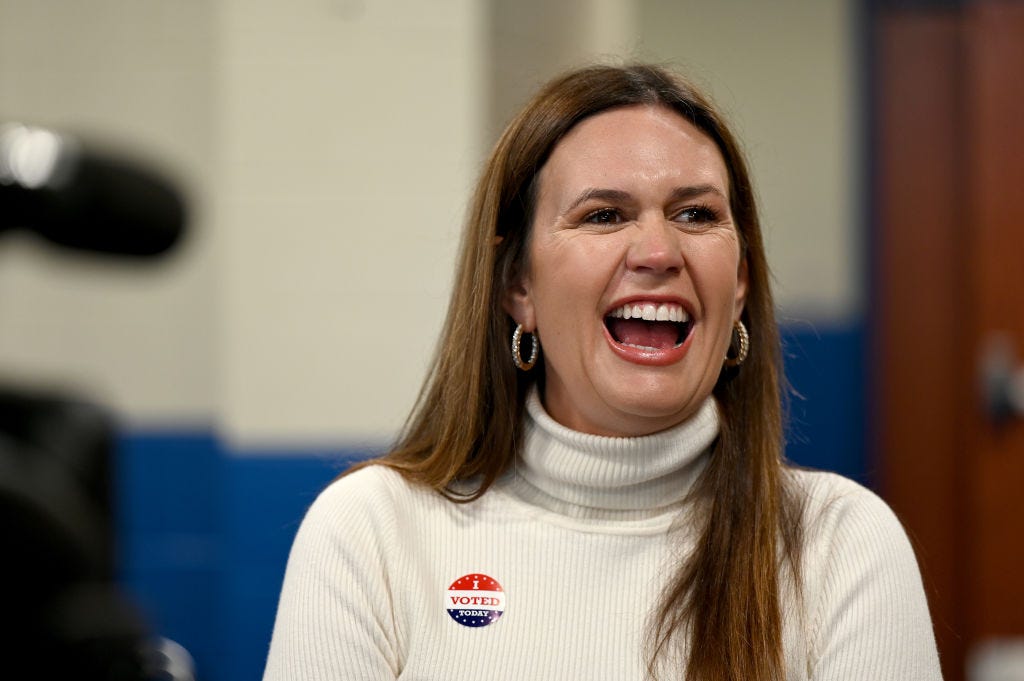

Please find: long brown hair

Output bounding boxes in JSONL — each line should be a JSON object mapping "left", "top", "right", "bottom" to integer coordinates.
{"left": 354, "top": 64, "right": 804, "bottom": 681}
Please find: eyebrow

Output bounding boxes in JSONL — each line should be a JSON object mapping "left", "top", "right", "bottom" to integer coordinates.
{"left": 564, "top": 184, "right": 728, "bottom": 213}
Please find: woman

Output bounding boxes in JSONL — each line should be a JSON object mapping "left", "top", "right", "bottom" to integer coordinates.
{"left": 264, "top": 65, "right": 941, "bottom": 680}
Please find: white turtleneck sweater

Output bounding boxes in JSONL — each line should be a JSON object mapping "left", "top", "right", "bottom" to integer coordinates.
{"left": 263, "top": 394, "right": 942, "bottom": 680}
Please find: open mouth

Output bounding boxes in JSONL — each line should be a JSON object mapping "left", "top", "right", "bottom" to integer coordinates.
{"left": 604, "top": 302, "right": 693, "bottom": 351}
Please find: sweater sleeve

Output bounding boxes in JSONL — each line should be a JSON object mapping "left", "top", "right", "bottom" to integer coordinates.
{"left": 263, "top": 468, "right": 402, "bottom": 681}
{"left": 805, "top": 474, "right": 943, "bottom": 681}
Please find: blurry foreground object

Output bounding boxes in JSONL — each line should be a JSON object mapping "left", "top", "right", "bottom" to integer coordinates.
{"left": 0, "top": 122, "right": 185, "bottom": 257}
{"left": 968, "top": 639, "right": 1024, "bottom": 681}
{"left": 0, "top": 127, "right": 193, "bottom": 679}
{"left": 0, "top": 388, "right": 149, "bottom": 679}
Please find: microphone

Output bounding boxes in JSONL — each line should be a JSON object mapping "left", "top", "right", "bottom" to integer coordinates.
{"left": 0, "top": 123, "right": 186, "bottom": 258}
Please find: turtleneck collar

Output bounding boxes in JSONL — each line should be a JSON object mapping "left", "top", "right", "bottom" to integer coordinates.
{"left": 502, "top": 388, "right": 720, "bottom": 523}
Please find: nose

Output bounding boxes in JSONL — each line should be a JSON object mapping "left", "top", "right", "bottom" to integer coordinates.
{"left": 625, "top": 218, "right": 684, "bottom": 274}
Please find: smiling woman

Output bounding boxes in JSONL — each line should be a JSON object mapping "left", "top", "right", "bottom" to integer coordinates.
{"left": 263, "top": 65, "right": 942, "bottom": 681}
{"left": 505, "top": 105, "right": 746, "bottom": 437}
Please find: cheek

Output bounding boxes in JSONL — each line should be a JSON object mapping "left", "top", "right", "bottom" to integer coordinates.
{"left": 530, "top": 236, "right": 620, "bottom": 302}
{"left": 690, "top": 239, "right": 743, "bottom": 306}
{"left": 527, "top": 239, "right": 622, "bottom": 359}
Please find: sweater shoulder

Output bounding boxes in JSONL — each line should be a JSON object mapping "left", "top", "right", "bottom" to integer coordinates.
{"left": 308, "top": 464, "right": 437, "bottom": 519}
{"left": 265, "top": 465, "right": 431, "bottom": 680}
{"left": 316, "top": 463, "right": 427, "bottom": 505}
{"left": 789, "top": 469, "right": 909, "bottom": 548}
{"left": 790, "top": 467, "right": 877, "bottom": 503}
{"left": 787, "top": 469, "right": 925, "bottom": 619}
{"left": 295, "top": 464, "right": 441, "bottom": 546}
{"left": 788, "top": 470, "right": 941, "bottom": 678}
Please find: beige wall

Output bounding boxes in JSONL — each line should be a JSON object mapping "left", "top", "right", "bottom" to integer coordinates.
{"left": 216, "top": 0, "right": 485, "bottom": 445}
{"left": 0, "top": 0, "right": 858, "bottom": 446}
{"left": 486, "top": 0, "right": 637, "bottom": 139}
{"left": 635, "top": 0, "right": 859, "bottom": 321}
{"left": 0, "top": 0, "right": 218, "bottom": 425}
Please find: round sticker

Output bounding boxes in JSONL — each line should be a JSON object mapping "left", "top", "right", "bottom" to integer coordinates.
{"left": 446, "top": 573, "right": 505, "bottom": 628}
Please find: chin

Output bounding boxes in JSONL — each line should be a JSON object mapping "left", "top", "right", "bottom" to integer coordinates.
{"left": 613, "top": 372, "right": 707, "bottom": 411}
{"left": 605, "top": 392, "right": 703, "bottom": 433}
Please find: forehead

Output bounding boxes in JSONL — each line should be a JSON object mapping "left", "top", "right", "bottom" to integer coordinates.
{"left": 538, "top": 105, "right": 729, "bottom": 198}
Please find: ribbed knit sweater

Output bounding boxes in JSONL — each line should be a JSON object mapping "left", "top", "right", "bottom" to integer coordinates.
{"left": 263, "top": 393, "right": 942, "bottom": 680}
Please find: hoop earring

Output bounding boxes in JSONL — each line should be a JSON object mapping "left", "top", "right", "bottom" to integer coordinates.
{"left": 723, "top": 320, "right": 749, "bottom": 368}
{"left": 512, "top": 323, "right": 540, "bottom": 371}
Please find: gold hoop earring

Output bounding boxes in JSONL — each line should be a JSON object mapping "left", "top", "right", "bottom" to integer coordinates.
{"left": 723, "top": 320, "right": 749, "bottom": 368}
{"left": 512, "top": 323, "right": 540, "bottom": 371}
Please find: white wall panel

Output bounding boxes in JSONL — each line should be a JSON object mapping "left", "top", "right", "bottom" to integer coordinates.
{"left": 216, "top": 0, "right": 485, "bottom": 446}
{"left": 637, "top": 0, "right": 859, "bottom": 321}
{"left": 0, "top": 0, "right": 218, "bottom": 425}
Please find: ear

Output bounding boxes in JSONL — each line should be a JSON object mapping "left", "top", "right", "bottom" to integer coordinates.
{"left": 502, "top": 272, "right": 536, "bottom": 331}
{"left": 734, "top": 256, "right": 749, "bottom": 321}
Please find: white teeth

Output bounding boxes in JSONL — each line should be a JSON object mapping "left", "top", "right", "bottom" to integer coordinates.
{"left": 607, "top": 302, "right": 689, "bottom": 322}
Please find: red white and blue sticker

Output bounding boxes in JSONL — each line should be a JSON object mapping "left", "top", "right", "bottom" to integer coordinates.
{"left": 446, "top": 573, "right": 505, "bottom": 628}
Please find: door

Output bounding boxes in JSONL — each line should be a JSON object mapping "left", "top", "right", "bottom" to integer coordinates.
{"left": 874, "top": 3, "right": 1024, "bottom": 681}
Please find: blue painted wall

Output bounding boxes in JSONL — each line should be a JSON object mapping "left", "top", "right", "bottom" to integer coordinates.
{"left": 117, "top": 438, "right": 367, "bottom": 681}
{"left": 116, "top": 320, "right": 865, "bottom": 681}
{"left": 782, "top": 320, "right": 868, "bottom": 484}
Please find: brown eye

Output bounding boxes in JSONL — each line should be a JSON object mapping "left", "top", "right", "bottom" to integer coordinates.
{"left": 584, "top": 208, "right": 621, "bottom": 224}
{"left": 676, "top": 205, "right": 718, "bottom": 223}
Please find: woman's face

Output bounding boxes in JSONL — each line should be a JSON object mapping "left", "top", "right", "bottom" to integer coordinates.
{"left": 505, "top": 105, "right": 747, "bottom": 437}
